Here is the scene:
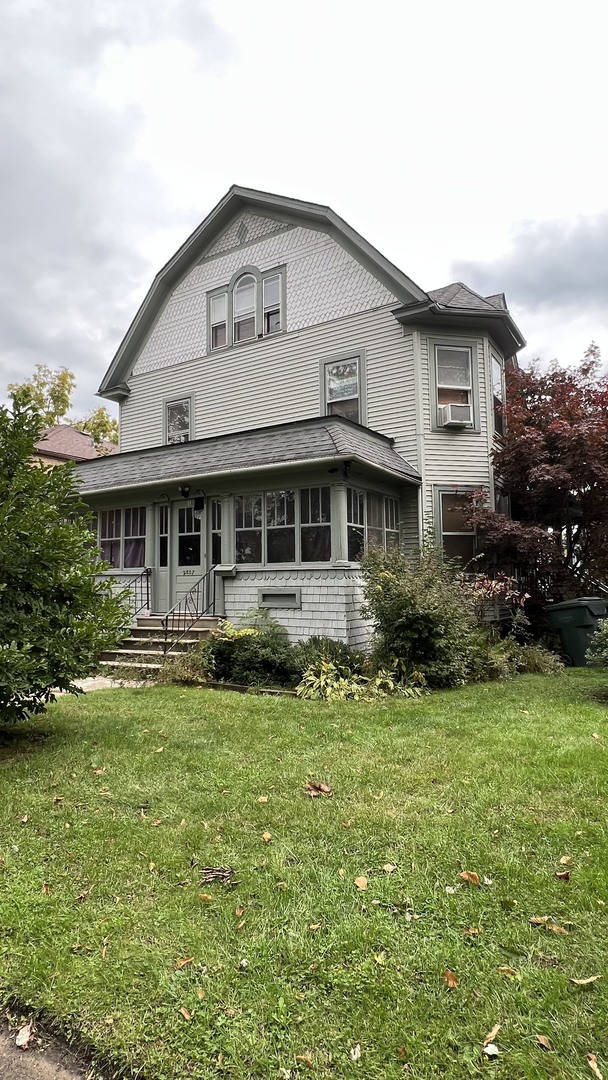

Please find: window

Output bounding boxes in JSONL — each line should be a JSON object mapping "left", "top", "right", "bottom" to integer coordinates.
{"left": 158, "top": 504, "right": 168, "bottom": 568}
{"left": 177, "top": 505, "right": 201, "bottom": 567}
{"left": 210, "top": 294, "right": 227, "bottom": 349}
{"left": 166, "top": 398, "right": 191, "bottom": 444}
{"left": 235, "top": 493, "right": 263, "bottom": 563}
{"left": 325, "top": 357, "right": 361, "bottom": 423}
{"left": 435, "top": 345, "right": 474, "bottom": 427}
{"left": 98, "top": 508, "right": 146, "bottom": 569}
{"left": 209, "top": 267, "right": 284, "bottom": 351}
{"left": 300, "top": 486, "right": 331, "bottom": 561}
{"left": 492, "top": 355, "right": 505, "bottom": 436}
{"left": 233, "top": 274, "right": 256, "bottom": 343}
{"left": 210, "top": 499, "right": 222, "bottom": 564}
{"left": 347, "top": 489, "right": 400, "bottom": 560}
{"left": 235, "top": 487, "right": 332, "bottom": 564}
{"left": 440, "top": 492, "right": 475, "bottom": 565}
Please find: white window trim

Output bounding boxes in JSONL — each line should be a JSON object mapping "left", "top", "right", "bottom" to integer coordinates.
{"left": 320, "top": 350, "right": 367, "bottom": 426}
{"left": 346, "top": 487, "right": 400, "bottom": 562}
{"left": 491, "top": 352, "right": 506, "bottom": 439}
{"left": 163, "top": 393, "right": 193, "bottom": 445}
{"left": 434, "top": 486, "right": 479, "bottom": 563}
{"left": 207, "top": 265, "right": 286, "bottom": 352}
{"left": 429, "top": 337, "right": 480, "bottom": 432}
{"left": 98, "top": 507, "right": 147, "bottom": 570}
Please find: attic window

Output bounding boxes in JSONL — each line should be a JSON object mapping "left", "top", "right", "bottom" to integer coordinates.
{"left": 208, "top": 266, "right": 284, "bottom": 351}
{"left": 166, "top": 397, "right": 191, "bottom": 444}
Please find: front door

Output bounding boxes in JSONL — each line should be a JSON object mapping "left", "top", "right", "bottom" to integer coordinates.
{"left": 172, "top": 500, "right": 206, "bottom": 607}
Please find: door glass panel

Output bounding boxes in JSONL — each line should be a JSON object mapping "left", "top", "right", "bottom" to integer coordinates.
{"left": 178, "top": 505, "right": 201, "bottom": 567}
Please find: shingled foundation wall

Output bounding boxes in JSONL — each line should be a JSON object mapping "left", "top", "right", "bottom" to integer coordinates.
{"left": 223, "top": 568, "right": 372, "bottom": 648}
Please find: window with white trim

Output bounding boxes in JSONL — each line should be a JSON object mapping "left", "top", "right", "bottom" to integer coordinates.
{"left": 439, "top": 492, "right": 475, "bottom": 565}
{"left": 435, "top": 345, "right": 473, "bottom": 426}
{"left": 347, "top": 489, "right": 400, "bottom": 560}
{"left": 166, "top": 398, "right": 191, "bottom": 444}
{"left": 99, "top": 507, "right": 146, "bottom": 569}
{"left": 235, "top": 487, "right": 332, "bottom": 565}
{"left": 158, "top": 504, "right": 168, "bottom": 568}
{"left": 209, "top": 267, "right": 284, "bottom": 351}
{"left": 492, "top": 355, "right": 505, "bottom": 437}
{"left": 210, "top": 499, "right": 222, "bottom": 564}
{"left": 324, "top": 357, "right": 361, "bottom": 423}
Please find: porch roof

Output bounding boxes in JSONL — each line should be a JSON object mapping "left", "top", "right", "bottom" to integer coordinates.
{"left": 75, "top": 416, "right": 421, "bottom": 496}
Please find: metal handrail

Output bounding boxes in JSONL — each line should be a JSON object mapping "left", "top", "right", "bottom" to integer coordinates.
{"left": 120, "top": 567, "right": 151, "bottom": 618}
{"left": 161, "top": 565, "right": 216, "bottom": 654}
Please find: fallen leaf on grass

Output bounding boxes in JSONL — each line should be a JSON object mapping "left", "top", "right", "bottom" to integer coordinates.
{"left": 53, "top": 796, "right": 64, "bottom": 804}
{"left": 569, "top": 975, "right": 601, "bottom": 986}
{"left": 548, "top": 922, "right": 569, "bottom": 935}
{"left": 535, "top": 1035, "right": 552, "bottom": 1050}
{"left": 308, "top": 923, "right": 322, "bottom": 932}
{"left": 199, "top": 893, "right": 213, "bottom": 902}
{"left": 354, "top": 875, "right": 368, "bottom": 891}
{"left": 459, "top": 871, "right": 480, "bottom": 886}
{"left": 151, "top": 819, "right": 162, "bottom": 827}
{"left": 178, "top": 1007, "right": 192, "bottom": 1021}
{"left": 497, "top": 966, "right": 519, "bottom": 978}
{"left": 483, "top": 1044, "right": 500, "bottom": 1059}
{"left": 592, "top": 733, "right": 601, "bottom": 740}
{"left": 464, "top": 927, "right": 480, "bottom": 936}
{"left": 15, "top": 1020, "right": 34, "bottom": 1049}
{"left": 374, "top": 952, "right": 387, "bottom": 966}
{"left": 555, "top": 870, "right": 571, "bottom": 881}
{"left": 20, "top": 815, "right": 28, "bottom": 824}
{"left": 295, "top": 1055, "right": 314, "bottom": 1069}
{"left": 559, "top": 855, "right": 573, "bottom": 865}
{"left": 338, "top": 867, "right": 346, "bottom": 878}
{"left": 176, "top": 957, "right": 195, "bottom": 970}
{"left": 196, "top": 988, "right": 205, "bottom": 1000}
{"left": 92, "top": 767, "right": 105, "bottom": 775}
{"left": 484, "top": 1024, "right": 501, "bottom": 1047}
{"left": 257, "top": 795, "right": 269, "bottom": 803}
{"left": 350, "top": 1044, "right": 362, "bottom": 1061}
{"left": 530, "top": 915, "right": 550, "bottom": 925}
{"left": 383, "top": 863, "right": 396, "bottom": 874}
{"left": 588, "top": 1054, "right": 604, "bottom": 1080}
{"left": 154, "top": 747, "right": 164, "bottom": 754}
{"left": 42, "top": 882, "right": 50, "bottom": 896}
{"left": 200, "top": 866, "right": 234, "bottom": 884}
{"left": 235, "top": 905, "right": 244, "bottom": 917}
{"left": 262, "top": 831, "right": 273, "bottom": 843}
{"left": 305, "top": 780, "right": 333, "bottom": 797}
{"left": 443, "top": 969, "right": 458, "bottom": 989}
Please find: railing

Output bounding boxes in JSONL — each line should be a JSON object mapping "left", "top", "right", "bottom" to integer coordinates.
{"left": 161, "top": 565, "right": 216, "bottom": 654}
{"left": 119, "top": 567, "right": 151, "bottom": 619}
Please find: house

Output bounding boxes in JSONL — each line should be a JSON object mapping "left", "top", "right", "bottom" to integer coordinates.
{"left": 34, "top": 424, "right": 117, "bottom": 465}
{"left": 75, "top": 186, "right": 525, "bottom": 645}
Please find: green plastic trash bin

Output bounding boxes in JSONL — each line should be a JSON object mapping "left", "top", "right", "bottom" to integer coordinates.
{"left": 544, "top": 597, "right": 608, "bottom": 666}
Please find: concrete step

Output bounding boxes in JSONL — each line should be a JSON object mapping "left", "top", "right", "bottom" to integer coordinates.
{"left": 119, "top": 636, "right": 208, "bottom": 654}
{"left": 99, "top": 648, "right": 167, "bottom": 664}
{"left": 99, "top": 659, "right": 162, "bottom": 672}
{"left": 136, "top": 615, "right": 219, "bottom": 630}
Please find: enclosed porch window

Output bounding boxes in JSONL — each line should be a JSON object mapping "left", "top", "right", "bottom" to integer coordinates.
{"left": 98, "top": 507, "right": 146, "bottom": 569}
{"left": 347, "top": 489, "right": 400, "bottom": 560}
{"left": 235, "top": 487, "right": 332, "bottom": 565}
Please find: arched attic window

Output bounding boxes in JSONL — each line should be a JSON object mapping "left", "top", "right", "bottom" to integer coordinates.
{"left": 233, "top": 273, "right": 257, "bottom": 342}
{"left": 208, "top": 265, "right": 285, "bottom": 351}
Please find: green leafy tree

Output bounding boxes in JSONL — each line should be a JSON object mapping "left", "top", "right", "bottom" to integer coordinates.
{"left": 8, "top": 364, "right": 76, "bottom": 427}
{"left": 7, "top": 364, "right": 118, "bottom": 447}
{"left": 0, "top": 392, "right": 130, "bottom": 723}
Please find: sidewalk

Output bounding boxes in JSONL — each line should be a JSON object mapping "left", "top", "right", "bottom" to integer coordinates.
{"left": 0, "top": 1021, "right": 91, "bottom": 1080}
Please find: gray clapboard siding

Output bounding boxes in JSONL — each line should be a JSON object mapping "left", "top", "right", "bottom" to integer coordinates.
{"left": 120, "top": 307, "right": 416, "bottom": 453}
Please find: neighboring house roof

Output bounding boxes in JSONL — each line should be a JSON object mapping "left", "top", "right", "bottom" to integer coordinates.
{"left": 75, "top": 416, "right": 421, "bottom": 496}
{"left": 394, "top": 280, "right": 525, "bottom": 357}
{"left": 34, "top": 424, "right": 118, "bottom": 462}
{"left": 98, "top": 185, "right": 430, "bottom": 400}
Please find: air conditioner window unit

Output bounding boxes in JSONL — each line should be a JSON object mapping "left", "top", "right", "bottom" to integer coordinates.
{"left": 438, "top": 403, "right": 472, "bottom": 427}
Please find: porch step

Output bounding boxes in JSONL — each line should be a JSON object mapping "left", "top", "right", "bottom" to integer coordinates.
{"left": 97, "top": 613, "right": 220, "bottom": 672}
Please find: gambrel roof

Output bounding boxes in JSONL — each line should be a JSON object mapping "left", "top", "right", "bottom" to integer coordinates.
{"left": 75, "top": 416, "right": 421, "bottom": 496}
{"left": 98, "top": 186, "right": 429, "bottom": 400}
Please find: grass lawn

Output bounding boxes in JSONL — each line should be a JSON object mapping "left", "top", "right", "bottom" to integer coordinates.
{"left": 0, "top": 672, "right": 607, "bottom": 1079}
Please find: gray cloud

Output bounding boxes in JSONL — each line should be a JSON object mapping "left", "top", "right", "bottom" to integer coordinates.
{"left": 0, "top": 0, "right": 228, "bottom": 414}
{"left": 453, "top": 213, "right": 608, "bottom": 318}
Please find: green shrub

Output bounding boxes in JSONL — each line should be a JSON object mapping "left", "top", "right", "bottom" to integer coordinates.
{"left": 291, "top": 635, "right": 365, "bottom": 675}
{"left": 157, "top": 638, "right": 215, "bottom": 686}
{"left": 210, "top": 613, "right": 296, "bottom": 688}
{"left": 468, "top": 634, "right": 564, "bottom": 682}
{"left": 0, "top": 393, "right": 130, "bottom": 722}
{"left": 360, "top": 544, "right": 480, "bottom": 688}
{"left": 513, "top": 641, "right": 564, "bottom": 675}
{"left": 296, "top": 659, "right": 425, "bottom": 701}
{"left": 586, "top": 620, "right": 608, "bottom": 668}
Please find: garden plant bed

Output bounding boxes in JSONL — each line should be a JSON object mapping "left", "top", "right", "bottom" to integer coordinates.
{"left": 0, "top": 671, "right": 607, "bottom": 1079}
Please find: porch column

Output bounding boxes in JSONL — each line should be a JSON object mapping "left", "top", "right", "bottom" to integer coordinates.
{"left": 332, "top": 483, "right": 349, "bottom": 564}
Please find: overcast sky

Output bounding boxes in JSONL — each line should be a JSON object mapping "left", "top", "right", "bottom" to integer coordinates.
{"left": 1, "top": 0, "right": 607, "bottom": 416}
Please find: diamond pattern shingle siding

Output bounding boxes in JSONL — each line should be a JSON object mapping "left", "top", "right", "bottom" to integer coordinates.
{"left": 132, "top": 227, "right": 399, "bottom": 376}
{"left": 76, "top": 418, "right": 419, "bottom": 495}
{"left": 204, "top": 211, "right": 288, "bottom": 257}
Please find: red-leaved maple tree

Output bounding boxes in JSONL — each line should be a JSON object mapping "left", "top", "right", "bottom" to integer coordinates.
{"left": 467, "top": 344, "right": 608, "bottom": 599}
